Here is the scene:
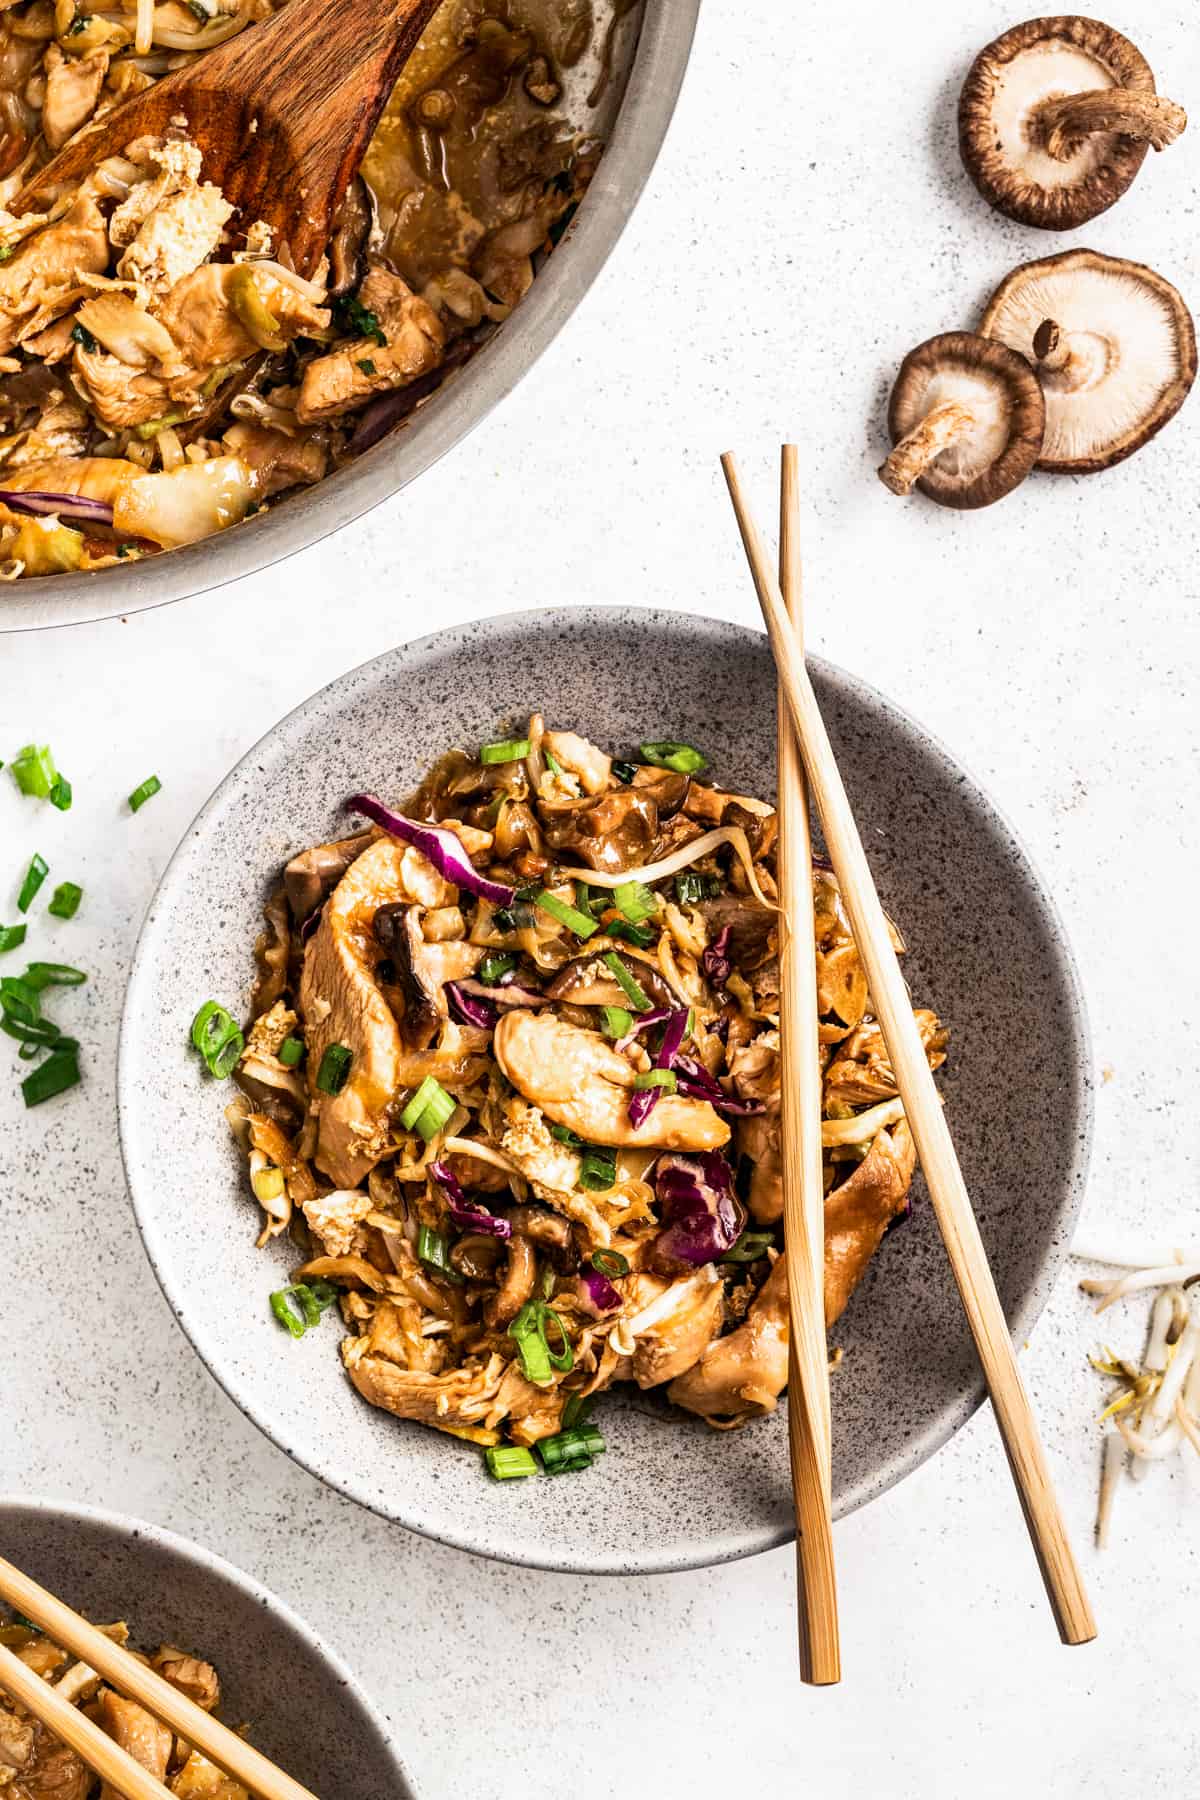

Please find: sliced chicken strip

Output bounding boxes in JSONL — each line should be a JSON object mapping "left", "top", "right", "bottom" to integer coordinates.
{"left": 669, "top": 1125, "right": 915, "bottom": 1425}
{"left": 494, "top": 1011, "right": 729, "bottom": 1151}
{"left": 97, "top": 1690, "right": 172, "bottom": 1800}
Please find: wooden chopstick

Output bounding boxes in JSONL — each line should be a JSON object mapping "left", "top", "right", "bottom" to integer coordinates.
{"left": 720, "top": 452, "right": 1097, "bottom": 1649}
{"left": 0, "top": 1642, "right": 174, "bottom": 1800}
{"left": 776, "top": 445, "right": 840, "bottom": 1685}
{"left": 0, "top": 1555, "right": 322, "bottom": 1800}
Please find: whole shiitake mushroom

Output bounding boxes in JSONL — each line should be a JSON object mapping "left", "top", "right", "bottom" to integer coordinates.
{"left": 879, "top": 332, "right": 1046, "bottom": 509}
{"left": 959, "top": 15, "right": 1186, "bottom": 230}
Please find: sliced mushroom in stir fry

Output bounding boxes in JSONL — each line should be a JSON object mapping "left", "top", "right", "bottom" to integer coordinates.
{"left": 227, "top": 717, "right": 948, "bottom": 1477}
{"left": 0, "top": 0, "right": 604, "bottom": 577}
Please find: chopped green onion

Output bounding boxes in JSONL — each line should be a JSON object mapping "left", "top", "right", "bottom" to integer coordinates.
{"left": 675, "top": 871, "right": 721, "bottom": 905}
{"left": 49, "top": 775, "right": 71, "bottom": 812}
{"left": 48, "top": 883, "right": 82, "bottom": 920}
{"left": 2, "top": 1017, "right": 72, "bottom": 1049}
{"left": 270, "top": 1289, "right": 307, "bottom": 1340}
{"left": 21, "top": 1047, "right": 79, "bottom": 1106}
{"left": 613, "top": 881, "right": 659, "bottom": 924}
{"left": 591, "top": 1248, "right": 629, "bottom": 1278}
{"left": 509, "top": 1304, "right": 552, "bottom": 1384}
{"left": 315, "top": 1042, "right": 352, "bottom": 1095}
{"left": 478, "top": 950, "right": 517, "bottom": 986}
{"left": 633, "top": 1069, "right": 677, "bottom": 1093}
{"left": 600, "top": 1005, "right": 633, "bottom": 1039}
{"left": 333, "top": 292, "right": 385, "bottom": 345}
{"left": 415, "top": 1091, "right": 455, "bottom": 1141}
{"left": 128, "top": 774, "right": 161, "bottom": 812}
{"left": 17, "top": 854, "right": 48, "bottom": 913}
{"left": 508, "top": 1299, "right": 574, "bottom": 1385}
{"left": 601, "top": 951, "right": 652, "bottom": 1013}
{"left": 611, "top": 760, "right": 637, "bottom": 785}
{"left": 401, "top": 1075, "right": 454, "bottom": 1141}
{"left": 560, "top": 1392, "right": 591, "bottom": 1430}
{"left": 24, "top": 962, "right": 86, "bottom": 989}
{"left": 544, "top": 750, "right": 563, "bottom": 776}
{"left": 479, "top": 737, "right": 531, "bottom": 765}
{"left": 541, "top": 1308, "right": 574, "bottom": 1371}
{"left": 534, "top": 889, "right": 598, "bottom": 939}
{"left": 549, "top": 1122, "right": 583, "bottom": 1146}
{"left": 539, "top": 1423, "right": 604, "bottom": 1473}
{"left": 579, "top": 1145, "right": 617, "bottom": 1191}
{"left": 1, "top": 975, "right": 40, "bottom": 1023}
{"left": 356, "top": 357, "right": 377, "bottom": 375}
{"left": 190, "top": 1000, "right": 244, "bottom": 1079}
{"left": 9, "top": 744, "right": 57, "bottom": 799}
{"left": 485, "top": 1445, "right": 539, "bottom": 1480}
{"left": 640, "top": 740, "right": 708, "bottom": 775}
{"left": 401, "top": 1075, "right": 443, "bottom": 1130}
{"left": 721, "top": 1229, "right": 777, "bottom": 1264}
{"left": 0, "top": 924, "right": 26, "bottom": 954}
{"left": 603, "top": 918, "right": 655, "bottom": 948}
{"left": 278, "top": 1035, "right": 305, "bottom": 1067}
{"left": 417, "top": 1224, "right": 463, "bottom": 1286}
{"left": 270, "top": 1280, "right": 340, "bottom": 1340}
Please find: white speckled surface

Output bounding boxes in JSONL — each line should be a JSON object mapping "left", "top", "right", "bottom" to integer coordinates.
{"left": 1, "top": 1, "right": 1198, "bottom": 1794}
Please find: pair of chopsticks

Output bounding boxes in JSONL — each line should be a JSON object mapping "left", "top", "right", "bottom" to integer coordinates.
{"left": 0, "top": 1554, "right": 320, "bottom": 1800}
{"left": 721, "top": 447, "right": 1096, "bottom": 1681}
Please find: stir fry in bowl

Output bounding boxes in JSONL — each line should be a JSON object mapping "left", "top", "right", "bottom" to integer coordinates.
{"left": 0, "top": 1610, "right": 244, "bottom": 1796}
{"left": 0, "top": 0, "right": 614, "bottom": 577}
{"left": 218, "top": 718, "right": 948, "bottom": 1480}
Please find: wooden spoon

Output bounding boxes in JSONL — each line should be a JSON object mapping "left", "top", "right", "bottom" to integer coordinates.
{"left": 16, "top": 0, "right": 443, "bottom": 277}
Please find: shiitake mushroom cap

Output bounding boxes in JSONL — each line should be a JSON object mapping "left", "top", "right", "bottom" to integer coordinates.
{"left": 883, "top": 331, "right": 1046, "bottom": 510}
{"left": 981, "top": 248, "right": 1197, "bottom": 472}
{"left": 959, "top": 15, "right": 1185, "bottom": 231}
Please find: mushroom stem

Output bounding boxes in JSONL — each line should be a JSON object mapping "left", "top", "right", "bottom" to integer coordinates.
{"left": 1032, "top": 318, "right": 1069, "bottom": 372}
{"left": 1037, "top": 88, "right": 1187, "bottom": 161}
{"left": 878, "top": 401, "right": 975, "bottom": 496}
{"left": 1032, "top": 317, "right": 1105, "bottom": 391}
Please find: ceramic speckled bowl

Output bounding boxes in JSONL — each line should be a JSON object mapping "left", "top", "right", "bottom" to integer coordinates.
{"left": 0, "top": 1498, "right": 415, "bottom": 1798}
{"left": 118, "top": 608, "right": 1092, "bottom": 1573}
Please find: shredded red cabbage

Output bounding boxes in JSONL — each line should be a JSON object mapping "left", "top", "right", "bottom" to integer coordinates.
{"left": 446, "top": 982, "right": 497, "bottom": 1029}
{"left": 0, "top": 488, "right": 114, "bottom": 525}
{"left": 345, "top": 793, "right": 516, "bottom": 906}
{"left": 430, "top": 1160, "right": 512, "bottom": 1239}
{"left": 454, "top": 977, "right": 545, "bottom": 1009}
{"left": 628, "top": 1007, "right": 689, "bottom": 1130}
{"left": 674, "top": 1053, "right": 765, "bottom": 1117}
{"left": 613, "top": 1006, "right": 671, "bottom": 1053}
{"left": 701, "top": 926, "right": 732, "bottom": 991}
{"left": 654, "top": 1152, "right": 745, "bottom": 1266}
{"left": 578, "top": 1268, "right": 622, "bottom": 1313}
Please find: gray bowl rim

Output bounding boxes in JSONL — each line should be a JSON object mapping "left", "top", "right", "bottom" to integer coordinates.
{"left": 0, "top": 0, "right": 701, "bottom": 634}
{"left": 118, "top": 604, "right": 1094, "bottom": 1573}
{"left": 0, "top": 1492, "right": 417, "bottom": 1795}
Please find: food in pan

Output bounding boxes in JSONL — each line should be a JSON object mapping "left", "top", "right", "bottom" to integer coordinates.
{"left": 0, "top": 1610, "right": 244, "bottom": 1796}
{"left": 208, "top": 717, "right": 948, "bottom": 1479}
{"left": 0, "top": 0, "right": 611, "bottom": 577}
